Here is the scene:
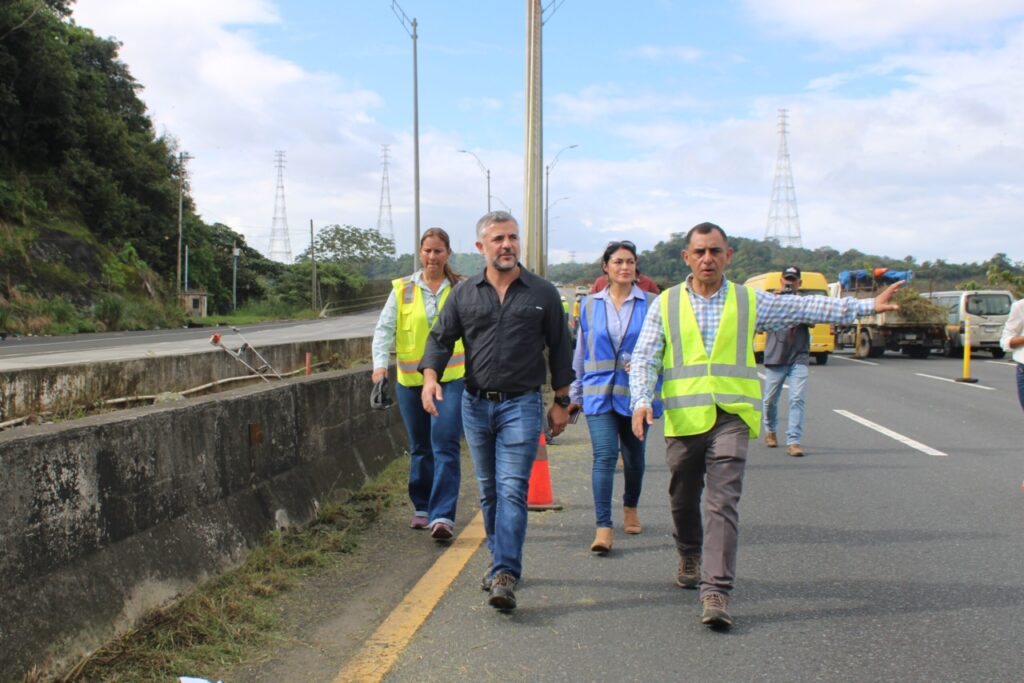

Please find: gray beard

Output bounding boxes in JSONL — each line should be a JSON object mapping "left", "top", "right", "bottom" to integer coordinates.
{"left": 491, "top": 255, "right": 516, "bottom": 272}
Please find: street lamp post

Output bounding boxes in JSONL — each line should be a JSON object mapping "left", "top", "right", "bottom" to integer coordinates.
{"left": 544, "top": 144, "right": 577, "bottom": 271}
{"left": 458, "top": 149, "right": 491, "bottom": 212}
{"left": 176, "top": 151, "right": 194, "bottom": 296}
{"left": 392, "top": 1, "right": 420, "bottom": 272}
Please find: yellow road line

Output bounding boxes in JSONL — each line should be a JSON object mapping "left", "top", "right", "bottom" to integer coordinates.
{"left": 333, "top": 511, "right": 486, "bottom": 683}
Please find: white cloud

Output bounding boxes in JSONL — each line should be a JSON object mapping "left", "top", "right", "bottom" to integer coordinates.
{"left": 745, "top": 0, "right": 1024, "bottom": 48}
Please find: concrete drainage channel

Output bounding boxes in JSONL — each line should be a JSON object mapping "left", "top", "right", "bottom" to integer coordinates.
{"left": 0, "top": 342, "right": 408, "bottom": 681}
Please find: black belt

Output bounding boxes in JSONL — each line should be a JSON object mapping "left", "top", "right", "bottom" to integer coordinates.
{"left": 466, "top": 386, "right": 536, "bottom": 402}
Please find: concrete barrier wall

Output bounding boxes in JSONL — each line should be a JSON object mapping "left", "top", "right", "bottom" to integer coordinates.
{"left": 0, "top": 336, "right": 373, "bottom": 422}
{"left": 0, "top": 364, "right": 407, "bottom": 680}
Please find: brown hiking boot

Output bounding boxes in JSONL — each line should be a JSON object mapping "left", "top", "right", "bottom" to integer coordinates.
{"left": 765, "top": 432, "right": 778, "bottom": 448}
{"left": 488, "top": 571, "right": 517, "bottom": 610}
{"left": 623, "top": 507, "right": 641, "bottom": 534}
{"left": 701, "top": 592, "right": 732, "bottom": 628}
{"left": 787, "top": 444, "right": 805, "bottom": 457}
{"left": 675, "top": 555, "right": 702, "bottom": 589}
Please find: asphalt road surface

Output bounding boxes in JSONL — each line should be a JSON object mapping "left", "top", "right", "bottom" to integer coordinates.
{"left": 371, "top": 351, "right": 1023, "bottom": 683}
{"left": 0, "top": 312, "right": 379, "bottom": 371}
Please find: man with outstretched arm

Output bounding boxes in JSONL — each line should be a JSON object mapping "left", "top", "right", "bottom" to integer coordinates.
{"left": 419, "top": 210, "right": 574, "bottom": 611}
{"left": 629, "top": 221, "right": 903, "bottom": 629}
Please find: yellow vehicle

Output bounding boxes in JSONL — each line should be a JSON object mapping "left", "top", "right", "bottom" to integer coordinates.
{"left": 743, "top": 271, "right": 835, "bottom": 365}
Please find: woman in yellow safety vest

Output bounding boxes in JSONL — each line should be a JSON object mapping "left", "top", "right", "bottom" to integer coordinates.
{"left": 372, "top": 227, "right": 466, "bottom": 540}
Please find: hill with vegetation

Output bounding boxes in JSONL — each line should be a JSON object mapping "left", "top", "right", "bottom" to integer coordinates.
{"left": 549, "top": 234, "right": 1024, "bottom": 297}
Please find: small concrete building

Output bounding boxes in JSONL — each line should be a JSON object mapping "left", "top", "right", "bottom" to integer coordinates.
{"left": 182, "top": 289, "right": 208, "bottom": 317}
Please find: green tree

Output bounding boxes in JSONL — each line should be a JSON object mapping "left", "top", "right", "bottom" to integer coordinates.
{"left": 297, "top": 224, "right": 395, "bottom": 267}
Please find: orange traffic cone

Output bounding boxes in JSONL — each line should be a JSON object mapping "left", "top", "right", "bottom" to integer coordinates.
{"left": 527, "top": 433, "right": 563, "bottom": 511}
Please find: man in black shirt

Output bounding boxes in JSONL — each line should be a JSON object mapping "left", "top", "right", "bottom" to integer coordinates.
{"left": 420, "top": 210, "right": 574, "bottom": 611}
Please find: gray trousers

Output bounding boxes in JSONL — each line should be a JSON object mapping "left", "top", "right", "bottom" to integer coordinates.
{"left": 665, "top": 409, "right": 750, "bottom": 598}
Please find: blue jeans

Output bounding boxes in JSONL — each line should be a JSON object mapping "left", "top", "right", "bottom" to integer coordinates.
{"left": 585, "top": 411, "right": 648, "bottom": 528}
{"left": 763, "top": 363, "right": 808, "bottom": 445}
{"left": 396, "top": 379, "right": 464, "bottom": 527}
{"left": 1016, "top": 364, "right": 1024, "bottom": 412}
{"left": 461, "top": 390, "right": 543, "bottom": 581}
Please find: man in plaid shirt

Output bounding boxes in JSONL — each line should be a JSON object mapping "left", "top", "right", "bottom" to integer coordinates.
{"left": 629, "top": 222, "right": 903, "bottom": 628}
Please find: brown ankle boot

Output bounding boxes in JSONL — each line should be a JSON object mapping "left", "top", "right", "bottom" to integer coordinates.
{"left": 623, "top": 507, "right": 642, "bottom": 534}
{"left": 590, "top": 527, "right": 613, "bottom": 553}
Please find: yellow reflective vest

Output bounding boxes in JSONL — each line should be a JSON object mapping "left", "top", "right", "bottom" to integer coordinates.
{"left": 392, "top": 276, "right": 465, "bottom": 387}
{"left": 659, "top": 281, "right": 761, "bottom": 438}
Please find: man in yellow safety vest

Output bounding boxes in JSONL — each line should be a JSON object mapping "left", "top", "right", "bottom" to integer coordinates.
{"left": 629, "top": 222, "right": 903, "bottom": 629}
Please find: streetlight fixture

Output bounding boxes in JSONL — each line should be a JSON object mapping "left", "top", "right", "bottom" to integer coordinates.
{"left": 458, "top": 149, "right": 491, "bottom": 212}
{"left": 176, "top": 150, "right": 194, "bottom": 296}
{"left": 391, "top": 0, "right": 420, "bottom": 271}
{"left": 544, "top": 144, "right": 577, "bottom": 269}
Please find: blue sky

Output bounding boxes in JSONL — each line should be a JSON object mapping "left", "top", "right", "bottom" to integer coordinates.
{"left": 73, "top": 0, "right": 1024, "bottom": 266}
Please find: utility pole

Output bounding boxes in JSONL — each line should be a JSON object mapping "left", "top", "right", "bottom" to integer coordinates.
{"left": 176, "top": 151, "right": 193, "bottom": 296}
{"left": 522, "top": 0, "right": 566, "bottom": 276}
{"left": 522, "top": 0, "right": 543, "bottom": 274}
{"left": 310, "top": 219, "right": 318, "bottom": 312}
{"left": 392, "top": 1, "right": 420, "bottom": 272}
{"left": 232, "top": 242, "right": 239, "bottom": 311}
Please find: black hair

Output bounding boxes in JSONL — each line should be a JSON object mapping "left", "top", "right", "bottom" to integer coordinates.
{"left": 684, "top": 222, "right": 728, "bottom": 246}
{"left": 602, "top": 240, "right": 637, "bottom": 265}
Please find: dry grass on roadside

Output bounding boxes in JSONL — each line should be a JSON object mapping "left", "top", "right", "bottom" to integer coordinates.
{"left": 41, "top": 457, "right": 409, "bottom": 683}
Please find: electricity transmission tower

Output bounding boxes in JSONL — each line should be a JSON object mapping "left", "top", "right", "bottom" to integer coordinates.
{"left": 377, "top": 145, "right": 395, "bottom": 245}
{"left": 765, "top": 109, "right": 803, "bottom": 248}
{"left": 268, "top": 150, "right": 293, "bottom": 263}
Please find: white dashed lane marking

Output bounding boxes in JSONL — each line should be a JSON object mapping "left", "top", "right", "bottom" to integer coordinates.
{"left": 834, "top": 409, "right": 948, "bottom": 457}
{"left": 915, "top": 373, "right": 996, "bottom": 391}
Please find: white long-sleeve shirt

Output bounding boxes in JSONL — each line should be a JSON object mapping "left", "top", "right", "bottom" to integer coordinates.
{"left": 1000, "top": 298, "right": 1024, "bottom": 365}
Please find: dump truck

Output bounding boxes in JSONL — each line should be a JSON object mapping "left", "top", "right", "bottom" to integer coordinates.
{"left": 831, "top": 268, "right": 946, "bottom": 359}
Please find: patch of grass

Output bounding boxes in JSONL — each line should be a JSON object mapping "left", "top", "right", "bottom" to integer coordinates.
{"left": 202, "top": 300, "right": 320, "bottom": 326}
{"left": 51, "top": 458, "right": 410, "bottom": 683}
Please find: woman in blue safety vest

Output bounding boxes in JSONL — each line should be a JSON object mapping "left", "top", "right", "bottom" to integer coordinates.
{"left": 371, "top": 227, "right": 466, "bottom": 540}
{"left": 569, "top": 240, "right": 662, "bottom": 553}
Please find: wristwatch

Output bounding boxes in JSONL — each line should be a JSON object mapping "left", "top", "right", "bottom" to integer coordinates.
{"left": 553, "top": 395, "right": 571, "bottom": 408}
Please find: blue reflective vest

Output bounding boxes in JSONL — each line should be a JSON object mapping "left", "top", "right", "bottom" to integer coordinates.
{"left": 580, "top": 291, "right": 663, "bottom": 418}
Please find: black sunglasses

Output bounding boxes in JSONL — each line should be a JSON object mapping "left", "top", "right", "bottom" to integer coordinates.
{"left": 606, "top": 240, "right": 636, "bottom": 251}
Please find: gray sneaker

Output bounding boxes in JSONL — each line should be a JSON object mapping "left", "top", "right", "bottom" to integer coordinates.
{"left": 675, "top": 555, "right": 702, "bottom": 589}
{"left": 488, "top": 571, "right": 517, "bottom": 610}
{"left": 481, "top": 572, "right": 492, "bottom": 592}
{"left": 701, "top": 592, "right": 733, "bottom": 628}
